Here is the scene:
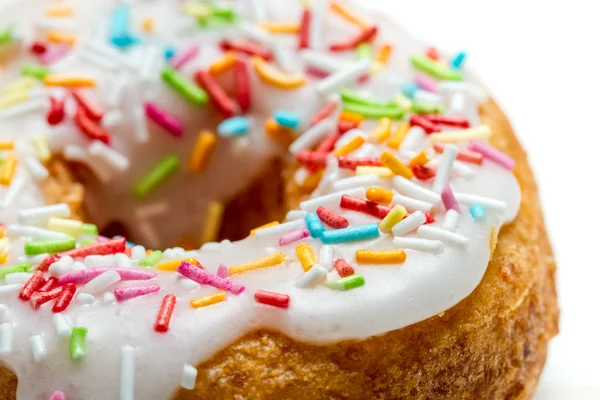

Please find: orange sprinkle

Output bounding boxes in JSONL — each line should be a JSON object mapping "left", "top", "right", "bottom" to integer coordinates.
{"left": 265, "top": 118, "right": 296, "bottom": 145}
{"left": 0, "top": 252, "right": 7, "bottom": 265}
{"left": 0, "top": 225, "right": 5, "bottom": 238}
{"left": 250, "top": 221, "right": 279, "bottom": 236}
{"left": 301, "top": 169, "right": 324, "bottom": 192}
{"left": 330, "top": 1, "right": 369, "bottom": 28}
{"left": 45, "top": 6, "right": 74, "bottom": 17}
{"left": 251, "top": 56, "right": 306, "bottom": 89}
{"left": 356, "top": 249, "right": 406, "bottom": 264}
{"left": 157, "top": 258, "right": 200, "bottom": 272}
{"left": 0, "top": 154, "right": 18, "bottom": 186}
{"left": 380, "top": 151, "right": 414, "bottom": 179}
{"left": 333, "top": 136, "right": 365, "bottom": 156}
{"left": 366, "top": 188, "right": 393, "bottom": 205}
{"left": 408, "top": 148, "right": 434, "bottom": 167}
{"left": 188, "top": 131, "right": 217, "bottom": 172}
{"left": 258, "top": 22, "right": 300, "bottom": 34}
{"left": 44, "top": 75, "right": 96, "bottom": 88}
{"left": 339, "top": 111, "right": 364, "bottom": 124}
{"left": 229, "top": 252, "right": 286, "bottom": 275}
{"left": 376, "top": 44, "right": 393, "bottom": 64}
{"left": 0, "top": 140, "right": 14, "bottom": 150}
{"left": 142, "top": 17, "right": 154, "bottom": 32}
{"left": 209, "top": 52, "right": 237, "bottom": 75}
{"left": 46, "top": 30, "right": 77, "bottom": 45}
{"left": 369, "top": 118, "right": 392, "bottom": 143}
{"left": 387, "top": 122, "right": 410, "bottom": 150}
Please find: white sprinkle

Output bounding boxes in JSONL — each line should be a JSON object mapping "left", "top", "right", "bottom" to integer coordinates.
{"left": 24, "top": 156, "right": 49, "bottom": 182}
{"left": 300, "top": 187, "right": 366, "bottom": 212}
{"left": 300, "top": 50, "right": 342, "bottom": 73}
{"left": 453, "top": 192, "right": 507, "bottom": 212}
{"left": 0, "top": 98, "right": 45, "bottom": 119}
{"left": 333, "top": 174, "right": 378, "bottom": 192}
{"left": 49, "top": 256, "right": 74, "bottom": 277}
{"left": 30, "top": 334, "right": 47, "bottom": 362}
{"left": 316, "top": 60, "right": 371, "bottom": 96}
{"left": 72, "top": 261, "right": 86, "bottom": 271}
{"left": 427, "top": 157, "right": 476, "bottom": 180}
{"left": 393, "top": 237, "right": 443, "bottom": 254}
{"left": 17, "top": 254, "right": 48, "bottom": 264}
{"left": 107, "top": 72, "right": 129, "bottom": 107}
{"left": 141, "top": 46, "right": 160, "bottom": 82}
{"left": 132, "top": 106, "right": 150, "bottom": 143}
{"left": 273, "top": 43, "right": 295, "bottom": 73}
{"left": 78, "top": 49, "right": 119, "bottom": 71}
{"left": 254, "top": 219, "right": 305, "bottom": 239}
{"left": 392, "top": 176, "right": 441, "bottom": 205}
{"left": 6, "top": 224, "right": 71, "bottom": 241}
{"left": 0, "top": 305, "right": 9, "bottom": 322}
{"left": 53, "top": 314, "right": 72, "bottom": 337}
{"left": 84, "top": 255, "right": 115, "bottom": 268}
{"left": 115, "top": 253, "right": 133, "bottom": 269}
{"left": 238, "top": 22, "right": 273, "bottom": 47}
{"left": 0, "top": 323, "right": 13, "bottom": 354}
{"left": 248, "top": 0, "right": 267, "bottom": 21}
{"left": 131, "top": 246, "right": 146, "bottom": 260}
{"left": 442, "top": 209, "right": 460, "bottom": 232}
{"left": 88, "top": 140, "right": 130, "bottom": 172}
{"left": 392, "top": 210, "right": 426, "bottom": 237}
{"left": 285, "top": 210, "right": 307, "bottom": 221}
{"left": 102, "top": 110, "right": 124, "bottom": 129}
{"left": 417, "top": 225, "right": 469, "bottom": 248}
{"left": 177, "top": 276, "right": 200, "bottom": 290}
{"left": 17, "top": 203, "right": 70, "bottom": 226}
{"left": 414, "top": 90, "right": 442, "bottom": 104}
{"left": 0, "top": 285, "right": 22, "bottom": 296}
{"left": 391, "top": 194, "right": 433, "bottom": 213}
{"left": 121, "top": 345, "right": 136, "bottom": 400}
{"left": 295, "top": 264, "right": 328, "bottom": 288}
{"left": 294, "top": 167, "right": 309, "bottom": 185}
{"left": 200, "top": 242, "right": 220, "bottom": 252}
{"left": 5, "top": 272, "right": 33, "bottom": 284}
{"left": 180, "top": 364, "right": 198, "bottom": 390}
{"left": 103, "top": 291, "right": 117, "bottom": 303}
{"left": 76, "top": 293, "right": 96, "bottom": 305}
{"left": 34, "top": 18, "right": 75, "bottom": 32}
{"left": 289, "top": 118, "right": 335, "bottom": 155}
{"left": 64, "top": 145, "right": 113, "bottom": 182}
{"left": 308, "top": 0, "right": 327, "bottom": 50}
{"left": 438, "top": 81, "right": 487, "bottom": 103}
{"left": 0, "top": 176, "right": 26, "bottom": 209}
{"left": 319, "top": 245, "right": 333, "bottom": 270}
{"left": 447, "top": 92, "right": 466, "bottom": 116}
{"left": 432, "top": 144, "right": 458, "bottom": 193}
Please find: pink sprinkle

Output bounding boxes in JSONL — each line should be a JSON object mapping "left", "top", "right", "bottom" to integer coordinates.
{"left": 169, "top": 44, "right": 200, "bottom": 70}
{"left": 114, "top": 284, "right": 161, "bottom": 302}
{"left": 279, "top": 228, "right": 310, "bottom": 246}
{"left": 468, "top": 139, "right": 516, "bottom": 170}
{"left": 177, "top": 261, "right": 245, "bottom": 295}
{"left": 305, "top": 66, "right": 330, "bottom": 79}
{"left": 357, "top": 73, "right": 370, "bottom": 85}
{"left": 40, "top": 44, "right": 71, "bottom": 65}
{"left": 441, "top": 184, "right": 461, "bottom": 213}
{"left": 58, "top": 268, "right": 156, "bottom": 285}
{"left": 414, "top": 73, "right": 438, "bottom": 93}
{"left": 144, "top": 102, "right": 184, "bottom": 137}
{"left": 216, "top": 264, "right": 229, "bottom": 278}
{"left": 49, "top": 391, "right": 66, "bottom": 400}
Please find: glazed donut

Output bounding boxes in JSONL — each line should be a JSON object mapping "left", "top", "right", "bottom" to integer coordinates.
{"left": 0, "top": 1, "right": 557, "bottom": 399}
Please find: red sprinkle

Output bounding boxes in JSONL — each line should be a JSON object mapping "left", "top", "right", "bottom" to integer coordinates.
{"left": 422, "top": 114, "right": 470, "bottom": 128}
{"left": 19, "top": 271, "right": 47, "bottom": 301}
{"left": 425, "top": 46, "right": 439, "bottom": 60}
{"left": 340, "top": 195, "right": 391, "bottom": 219}
{"left": 329, "top": 25, "right": 378, "bottom": 52}
{"left": 412, "top": 165, "right": 436, "bottom": 180}
{"left": 334, "top": 259, "right": 355, "bottom": 278}
{"left": 305, "top": 66, "right": 329, "bottom": 79}
{"left": 432, "top": 143, "right": 483, "bottom": 165}
{"left": 46, "top": 96, "right": 65, "bottom": 126}
{"left": 37, "top": 255, "right": 57, "bottom": 272}
{"left": 296, "top": 150, "right": 328, "bottom": 168}
{"left": 74, "top": 107, "right": 111, "bottom": 145}
{"left": 195, "top": 70, "right": 236, "bottom": 118}
{"left": 233, "top": 59, "right": 251, "bottom": 112}
{"left": 58, "top": 237, "right": 126, "bottom": 259}
{"left": 315, "top": 133, "right": 339, "bottom": 154}
{"left": 39, "top": 277, "right": 59, "bottom": 292}
{"left": 254, "top": 289, "right": 289, "bottom": 309}
{"left": 316, "top": 206, "right": 349, "bottom": 229}
{"left": 71, "top": 89, "right": 104, "bottom": 122}
{"left": 409, "top": 114, "right": 441, "bottom": 134}
{"left": 30, "top": 287, "right": 63, "bottom": 310}
{"left": 52, "top": 283, "right": 76, "bottom": 313}
{"left": 30, "top": 41, "right": 47, "bottom": 55}
{"left": 337, "top": 156, "right": 382, "bottom": 170}
{"left": 155, "top": 294, "right": 176, "bottom": 333}
{"left": 309, "top": 101, "right": 338, "bottom": 126}
{"left": 220, "top": 39, "right": 272, "bottom": 61}
{"left": 338, "top": 120, "right": 359, "bottom": 134}
{"left": 424, "top": 212, "right": 435, "bottom": 224}
{"left": 298, "top": 8, "right": 311, "bottom": 49}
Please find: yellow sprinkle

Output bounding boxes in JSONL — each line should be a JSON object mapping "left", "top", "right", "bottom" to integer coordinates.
{"left": 157, "top": 258, "right": 199, "bottom": 272}
{"left": 258, "top": 22, "right": 300, "bottom": 34}
{"left": 356, "top": 249, "right": 406, "bottom": 264}
{"left": 428, "top": 125, "right": 492, "bottom": 143}
{"left": 0, "top": 238, "right": 8, "bottom": 252}
{"left": 229, "top": 252, "right": 286, "bottom": 275}
{"left": 0, "top": 141, "right": 14, "bottom": 150}
{"left": 0, "top": 252, "right": 7, "bottom": 265}
{"left": 46, "top": 30, "right": 76, "bottom": 45}
{"left": 408, "top": 148, "right": 435, "bottom": 167}
{"left": 369, "top": 118, "right": 392, "bottom": 143}
{"left": 355, "top": 166, "right": 393, "bottom": 178}
{"left": 333, "top": 136, "right": 365, "bottom": 156}
{"left": 188, "top": 131, "right": 217, "bottom": 172}
{"left": 330, "top": 1, "right": 369, "bottom": 28}
{"left": 44, "top": 75, "right": 96, "bottom": 88}
{"left": 45, "top": 6, "right": 74, "bottom": 17}
{"left": 380, "top": 151, "right": 414, "bottom": 179}
{"left": 250, "top": 221, "right": 279, "bottom": 236}
{"left": 201, "top": 201, "right": 224, "bottom": 244}
{"left": 183, "top": 1, "right": 211, "bottom": 18}
{"left": 387, "top": 122, "right": 410, "bottom": 150}
{"left": 295, "top": 242, "right": 316, "bottom": 272}
{"left": 301, "top": 169, "right": 324, "bottom": 192}
{"left": 0, "top": 89, "right": 30, "bottom": 109}
{"left": 339, "top": 111, "right": 364, "bottom": 124}
{"left": 393, "top": 95, "right": 412, "bottom": 112}
{"left": 3, "top": 77, "right": 36, "bottom": 94}
{"left": 191, "top": 291, "right": 226, "bottom": 308}
{"left": 0, "top": 154, "right": 18, "bottom": 186}
{"left": 265, "top": 118, "right": 296, "bottom": 145}
{"left": 0, "top": 225, "right": 5, "bottom": 238}
{"left": 142, "top": 17, "right": 154, "bottom": 32}
{"left": 32, "top": 135, "right": 51, "bottom": 163}
{"left": 366, "top": 188, "right": 393, "bottom": 204}
{"left": 47, "top": 217, "right": 82, "bottom": 236}
{"left": 251, "top": 56, "right": 306, "bottom": 89}
{"left": 378, "top": 205, "right": 407, "bottom": 233}
{"left": 209, "top": 52, "right": 237, "bottom": 75}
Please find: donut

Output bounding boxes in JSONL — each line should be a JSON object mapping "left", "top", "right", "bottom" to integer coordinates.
{"left": 0, "top": 1, "right": 558, "bottom": 399}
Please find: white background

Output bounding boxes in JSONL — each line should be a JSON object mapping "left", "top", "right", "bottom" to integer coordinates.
{"left": 367, "top": 0, "right": 600, "bottom": 398}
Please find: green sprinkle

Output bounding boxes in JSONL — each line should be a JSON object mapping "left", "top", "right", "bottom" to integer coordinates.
{"left": 82, "top": 223, "right": 99, "bottom": 235}
{"left": 139, "top": 250, "right": 163, "bottom": 267}
{"left": 0, "top": 263, "right": 32, "bottom": 280}
{"left": 393, "top": 94, "right": 413, "bottom": 112}
{"left": 356, "top": 43, "right": 373, "bottom": 60}
{"left": 24, "top": 238, "right": 76, "bottom": 256}
{"left": 410, "top": 55, "right": 463, "bottom": 81}
{"left": 324, "top": 274, "right": 365, "bottom": 291}
{"left": 342, "top": 102, "right": 404, "bottom": 120}
{"left": 21, "top": 63, "right": 49, "bottom": 80}
{"left": 161, "top": 67, "right": 208, "bottom": 105}
{"left": 0, "top": 155, "right": 4, "bottom": 165}
{"left": 340, "top": 89, "right": 395, "bottom": 108}
{"left": 211, "top": 6, "right": 236, "bottom": 20}
{"left": 70, "top": 327, "right": 88, "bottom": 361}
{"left": 132, "top": 155, "right": 180, "bottom": 198}
{"left": 79, "top": 238, "right": 95, "bottom": 246}
{"left": 411, "top": 100, "right": 445, "bottom": 115}
{"left": 0, "top": 25, "right": 15, "bottom": 45}
{"left": 198, "top": 14, "right": 236, "bottom": 28}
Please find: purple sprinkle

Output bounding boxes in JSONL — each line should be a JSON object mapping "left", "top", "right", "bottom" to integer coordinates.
{"left": 441, "top": 184, "right": 461, "bottom": 213}
{"left": 177, "top": 261, "right": 245, "bottom": 295}
{"left": 114, "top": 284, "right": 161, "bottom": 302}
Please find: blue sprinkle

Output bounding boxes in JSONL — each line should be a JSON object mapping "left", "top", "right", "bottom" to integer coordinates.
{"left": 164, "top": 46, "right": 176, "bottom": 60}
{"left": 109, "top": 5, "right": 137, "bottom": 48}
{"left": 217, "top": 116, "right": 251, "bottom": 137}
{"left": 305, "top": 212, "right": 325, "bottom": 238}
{"left": 112, "top": 235, "right": 136, "bottom": 247}
{"left": 450, "top": 51, "right": 467, "bottom": 69}
{"left": 469, "top": 204, "right": 487, "bottom": 222}
{"left": 273, "top": 110, "right": 301, "bottom": 130}
{"left": 401, "top": 82, "right": 420, "bottom": 99}
{"left": 321, "top": 224, "right": 379, "bottom": 244}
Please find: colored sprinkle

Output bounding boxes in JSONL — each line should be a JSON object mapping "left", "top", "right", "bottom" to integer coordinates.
{"left": 110, "top": 4, "right": 136, "bottom": 48}
{"left": 164, "top": 47, "right": 176, "bottom": 60}
{"left": 274, "top": 110, "right": 301, "bottom": 130}
{"left": 57, "top": 267, "right": 156, "bottom": 285}
{"left": 221, "top": 39, "right": 272, "bottom": 60}
{"left": 369, "top": 118, "right": 392, "bottom": 143}
{"left": 450, "top": 51, "right": 467, "bottom": 69}
{"left": 295, "top": 242, "right": 317, "bottom": 272}
{"left": 49, "top": 391, "right": 66, "bottom": 400}
{"left": 18, "top": 271, "right": 46, "bottom": 301}
{"left": 217, "top": 116, "right": 250, "bottom": 137}
{"left": 330, "top": 2, "right": 369, "bottom": 28}
{"left": 30, "top": 286, "right": 62, "bottom": 309}
{"left": 22, "top": 63, "right": 49, "bottom": 80}
{"left": 379, "top": 204, "right": 408, "bottom": 233}
{"left": 82, "top": 223, "right": 99, "bottom": 235}
{"left": 38, "top": 277, "right": 58, "bottom": 292}
{"left": 340, "top": 195, "right": 391, "bottom": 219}
{"left": 170, "top": 44, "right": 199, "bottom": 69}
{"left": 333, "top": 136, "right": 365, "bottom": 156}
{"left": 0, "top": 154, "right": 17, "bottom": 186}
{"left": 216, "top": 264, "right": 229, "bottom": 278}
{"left": 340, "top": 89, "right": 394, "bottom": 108}
{"left": 356, "top": 42, "right": 373, "bottom": 60}
{"left": 258, "top": 22, "right": 299, "bottom": 34}
{"left": 157, "top": 258, "right": 199, "bottom": 272}
{"left": 139, "top": 250, "right": 163, "bottom": 267}
{"left": 408, "top": 148, "right": 434, "bottom": 167}
{"left": 355, "top": 166, "right": 393, "bottom": 178}
{"left": 412, "top": 100, "right": 445, "bottom": 115}
{"left": 337, "top": 156, "right": 382, "bottom": 170}
{"left": 380, "top": 151, "right": 414, "bottom": 179}
{"left": 342, "top": 102, "right": 404, "bottom": 120}
{"left": 154, "top": 294, "right": 176, "bottom": 333}
{"left": 177, "top": 261, "right": 245, "bottom": 295}
{"left": 32, "top": 135, "right": 51, "bottom": 162}
{"left": 58, "top": 237, "right": 126, "bottom": 258}
{"left": 324, "top": 274, "right": 365, "bottom": 291}
{"left": 46, "top": 31, "right": 76, "bottom": 45}
{"left": 366, "top": 188, "right": 393, "bottom": 205}
{"left": 467, "top": 139, "right": 516, "bottom": 170}
{"left": 70, "top": 327, "right": 88, "bottom": 361}
{"left": 251, "top": 56, "right": 306, "bottom": 89}
{"left": 316, "top": 206, "right": 349, "bottom": 229}
{"left": 304, "top": 212, "right": 325, "bottom": 238}
{"left": 47, "top": 217, "right": 82, "bottom": 236}
{"left": 250, "top": 221, "right": 280, "bottom": 236}
{"left": 52, "top": 283, "right": 76, "bottom": 313}
{"left": 234, "top": 59, "right": 251, "bottom": 112}
{"left": 228, "top": 252, "right": 286, "bottom": 275}
{"left": 132, "top": 155, "right": 180, "bottom": 198}
{"left": 188, "top": 131, "right": 217, "bottom": 172}
{"left": 144, "top": 102, "right": 184, "bottom": 137}
{"left": 334, "top": 259, "right": 355, "bottom": 277}
{"left": 190, "top": 291, "right": 227, "bottom": 308}
{"left": 194, "top": 69, "right": 235, "bottom": 117}
{"left": 265, "top": 117, "right": 296, "bottom": 144}
{"left": 161, "top": 67, "right": 208, "bottom": 106}
{"left": 356, "top": 249, "right": 406, "bottom": 264}
{"left": 279, "top": 227, "right": 310, "bottom": 246}
{"left": 339, "top": 111, "right": 364, "bottom": 124}
{"left": 441, "top": 185, "right": 461, "bottom": 213}
{"left": 470, "top": 204, "right": 487, "bottom": 222}
{"left": 429, "top": 125, "right": 491, "bottom": 143}
{"left": 201, "top": 201, "right": 224, "bottom": 244}
{"left": 298, "top": 8, "right": 311, "bottom": 49}
{"left": 329, "top": 25, "right": 378, "bottom": 52}
{"left": 209, "top": 52, "right": 237, "bottom": 75}
{"left": 411, "top": 55, "right": 463, "bottom": 81}
{"left": 321, "top": 224, "right": 380, "bottom": 244}
{"left": 254, "top": 289, "right": 289, "bottom": 309}
{"left": 74, "top": 107, "right": 110, "bottom": 144}
{"left": 114, "top": 285, "right": 161, "bottom": 302}
{"left": 24, "top": 238, "right": 76, "bottom": 256}
{"left": 46, "top": 96, "right": 65, "bottom": 125}
{"left": 424, "top": 114, "right": 470, "bottom": 129}
{"left": 310, "top": 101, "right": 339, "bottom": 126}
{"left": 43, "top": 74, "right": 96, "bottom": 87}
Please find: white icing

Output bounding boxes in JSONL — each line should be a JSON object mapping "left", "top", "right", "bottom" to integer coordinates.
{"left": 0, "top": 1, "right": 521, "bottom": 399}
